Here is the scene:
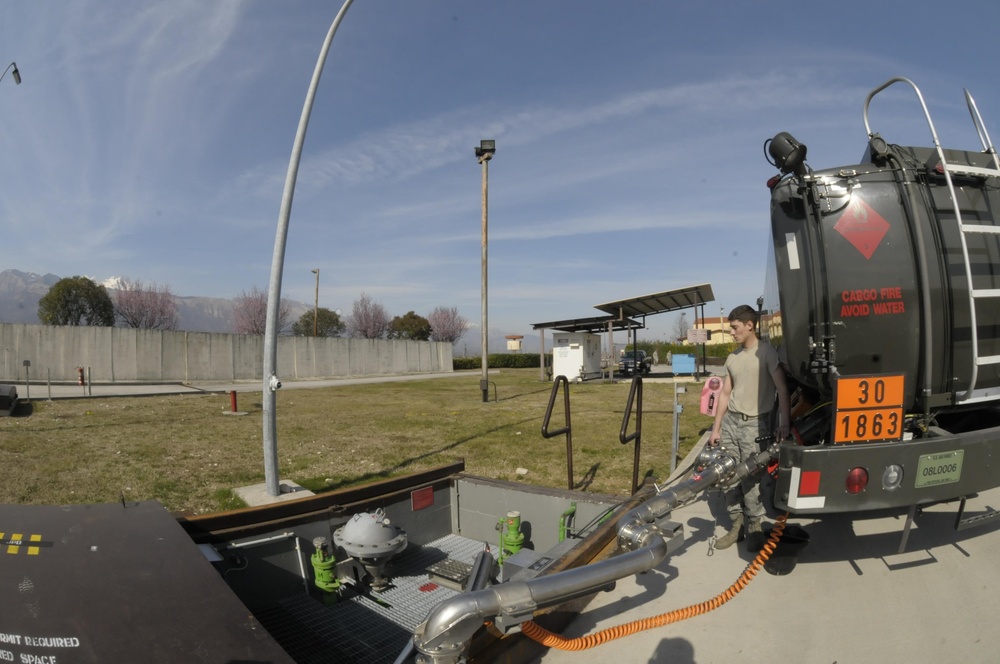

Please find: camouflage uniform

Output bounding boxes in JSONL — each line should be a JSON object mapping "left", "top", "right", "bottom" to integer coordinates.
{"left": 721, "top": 410, "right": 770, "bottom": 522}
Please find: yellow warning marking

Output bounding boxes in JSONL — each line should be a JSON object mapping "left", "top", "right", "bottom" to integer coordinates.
{"left": 1, "top": 532, "right": 46, "bottom": 555}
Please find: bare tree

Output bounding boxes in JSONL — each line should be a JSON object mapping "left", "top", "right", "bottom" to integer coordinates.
{"left": 428, "top": 306, "right": 469, "bottom": 343}
{"left": 673, "top": 312, "right": 691, "bottom": 342}
{"left": 113, "top": 277, "right": 179, "bottom": 330}
{"left": 232, "top": 285, "right": 292, "bottom": 335}
{"left": 346, "top": 293, "right": 390, "bottom": 339}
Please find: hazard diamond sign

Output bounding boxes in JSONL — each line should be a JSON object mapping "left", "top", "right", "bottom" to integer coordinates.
{"left": 834, "top": 197, "right": 889, "bottom": 259}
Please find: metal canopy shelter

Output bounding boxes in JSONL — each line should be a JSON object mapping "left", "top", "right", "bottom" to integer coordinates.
{"left": 594, "top": 283, "right": 716, "bottom": 375}
{"left": 531, "top": 316, "right": 644, "bottom": 380}
{"left": 593, "top": 283, "right": 715, "bottom": 320}
{"left": 599, "top": 283, "right": 719, "bottom": 379}
{"left": 531, "top": 315, "right": 643, "bottom": 334}
{"left": 530, "top": 284, "right": 715, "bottom": 381}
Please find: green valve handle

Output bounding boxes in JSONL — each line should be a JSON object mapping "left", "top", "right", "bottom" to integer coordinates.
{"left": 500, "top": 511, "right": 525, "bottom": 563}
{"left": 311, "top": 537, "right": 341, "bottom": 597}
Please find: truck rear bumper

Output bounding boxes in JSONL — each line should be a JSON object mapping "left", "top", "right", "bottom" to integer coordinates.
{"left": 774, "top": 425, "right": 1000, "bottom": 514}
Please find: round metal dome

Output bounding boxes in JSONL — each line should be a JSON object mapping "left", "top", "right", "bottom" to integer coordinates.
{"left": 334, "top": 509, "right": 407, "bottom": 559}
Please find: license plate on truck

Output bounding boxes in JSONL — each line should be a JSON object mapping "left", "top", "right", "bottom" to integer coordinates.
{"left": 915, "top": 450, "right": 964, "bottom": 488}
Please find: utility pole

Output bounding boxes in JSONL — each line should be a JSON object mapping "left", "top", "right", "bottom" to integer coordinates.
{"left": 475, "top": 139, "right": 495, "bottom": 403}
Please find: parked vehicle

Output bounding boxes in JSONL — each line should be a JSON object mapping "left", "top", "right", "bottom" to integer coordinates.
{"left": 619, "top": 350, "right": 652, "bottom": 376}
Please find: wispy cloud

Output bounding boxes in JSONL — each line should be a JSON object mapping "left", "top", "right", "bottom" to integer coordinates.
{"left": 5, "top": 1, "right": 994, "bottom": 334}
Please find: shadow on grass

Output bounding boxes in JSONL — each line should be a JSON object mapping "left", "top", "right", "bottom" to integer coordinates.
{"left": 307, "top": 416, "right": 541, "bottom": 493}
{"left": 495, "top": 387, "right": 553, "bottom": 403}
{"left": 12, "top": 402, "right": 34, "bottom": 417}
{"left": 574, "top": 463, "right": 600, "bottom": 491}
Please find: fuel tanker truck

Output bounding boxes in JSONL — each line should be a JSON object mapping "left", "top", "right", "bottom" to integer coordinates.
{"left": 761, "top": 76, "right": 1000, "bottom": 525}
{"left": 409, "top": 77, "right": 1000, "bottom": 662}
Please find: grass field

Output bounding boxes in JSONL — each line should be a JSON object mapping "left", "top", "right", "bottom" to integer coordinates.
{"left": 0, "top": 369, "right": 715, "bottom": 514}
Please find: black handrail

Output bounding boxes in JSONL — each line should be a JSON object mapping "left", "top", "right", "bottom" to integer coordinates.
{"left": 541, "top": 375, "right": 574, "bottom": 490}
{"left": 619, "top": 375, "right": 643, "bottom": 495}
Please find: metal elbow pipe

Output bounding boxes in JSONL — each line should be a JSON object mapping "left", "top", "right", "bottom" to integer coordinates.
{"left": 615, "top": 448, "right": 741, "bottom": 549}
{"left": 616, "top": 492, "right": 672, "bottom": 534}
{"left": 415, "top": 588, "right": 503, "bottom": 658}
{"left": 414, "top": 537, "right": 670, "bottom": 661}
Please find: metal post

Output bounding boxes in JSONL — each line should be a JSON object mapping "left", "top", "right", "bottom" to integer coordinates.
{"left": 672, "top": 382, "right": 685, "bottom": 475}
{"left": 262, "top": 0, "right": 354, "bottom": 497}
{"left": 312, "top": 268, "right": 320, "bottom": 337}
{"left": 607, "top": 319, "right": 614, "bottom": 382}
{"left": 699, "top": 303, "right": 707, "bottom": 378}
{"left": 476, "top": 140, "right": 495, "bottom": 403}
{"left": 481, "top": 156, "right": 489, "bottom": 402}
{"left": 539, "top": 328, "right": 546, "bottom": 381}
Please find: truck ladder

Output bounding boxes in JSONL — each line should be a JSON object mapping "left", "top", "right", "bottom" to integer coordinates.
{"left": 865, "top": 78, "right": 1000, "bottom": 404}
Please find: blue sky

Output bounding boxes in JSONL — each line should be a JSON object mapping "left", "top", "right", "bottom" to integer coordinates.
{"left": 3, "top": 1, "right": 1000, "bottom": 349}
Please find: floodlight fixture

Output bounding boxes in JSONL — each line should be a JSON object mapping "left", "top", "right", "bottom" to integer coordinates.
{"left": 767, "top": 131, "right": 807, "bottom": 176}
{"left": 475, "top": 139, "right": 496, "bottom": 161}
{"left": 1, "top": 62, "right": 20, "bottom": 86}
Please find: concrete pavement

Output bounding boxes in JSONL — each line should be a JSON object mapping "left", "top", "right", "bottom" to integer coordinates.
{"left": 532, "top": 471, "right": 1000, "bottom": 663}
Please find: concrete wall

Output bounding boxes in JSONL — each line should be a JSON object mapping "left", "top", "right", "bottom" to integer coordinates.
{"left": 0, "top": 323, "right": 453, "bottom": 383}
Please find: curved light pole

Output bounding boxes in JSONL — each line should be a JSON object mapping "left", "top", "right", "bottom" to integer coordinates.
{"left": 262, "top": 0, "right": 354, "bottom": 497}
{"left": 1, "top": 62, "right": 21, "bottom": 86}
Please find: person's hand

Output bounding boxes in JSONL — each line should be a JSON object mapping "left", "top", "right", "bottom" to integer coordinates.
{"left": 708, "top": 430, "right": 721, "bottom": 448}
{"left": 775, "top": 424, "right": 789, "bottom": 441}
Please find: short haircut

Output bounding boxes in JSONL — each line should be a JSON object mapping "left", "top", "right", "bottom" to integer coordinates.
{"left": 728, "top": 304, "right": 758, "bottom": 328}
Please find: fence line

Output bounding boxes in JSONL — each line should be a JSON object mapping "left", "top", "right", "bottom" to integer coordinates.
{"left": 0, "top": 323, "right": 453, "bottom": 383}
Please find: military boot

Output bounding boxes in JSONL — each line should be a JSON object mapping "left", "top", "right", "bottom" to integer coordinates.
{"left": 745, "top": 518, "right": 766, "bottom": 552}
{"left": 714, "top": 513, "right": 744, "bottom": 550}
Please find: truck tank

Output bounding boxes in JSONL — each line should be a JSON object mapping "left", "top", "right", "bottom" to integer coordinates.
{"left": 761, "top": 78, "right": 1000, "bottom": 515}
{"left": 763, "top": 79, "right": 1000, "bottom": 415}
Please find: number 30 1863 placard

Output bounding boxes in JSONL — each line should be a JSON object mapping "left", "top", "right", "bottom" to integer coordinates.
{"left": 833, "top": 374, "right": 905, "bottom": 444}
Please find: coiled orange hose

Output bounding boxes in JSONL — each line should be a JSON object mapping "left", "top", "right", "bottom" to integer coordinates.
{"left": 521, "top": 512, "right": 789, "bottom": 650}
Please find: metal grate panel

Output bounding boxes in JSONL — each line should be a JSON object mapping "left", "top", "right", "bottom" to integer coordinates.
{"left": 255, "top": 534, "right": 495, "bottom": 663}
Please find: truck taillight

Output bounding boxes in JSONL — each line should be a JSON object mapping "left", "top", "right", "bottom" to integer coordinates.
{"left": 846, "top": 467, "right": 869, "bottom": 494}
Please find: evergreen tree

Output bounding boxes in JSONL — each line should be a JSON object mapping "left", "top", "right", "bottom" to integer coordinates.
{"left": 389, "top": 311, "right": 432, "bottom": 340}
{"left": 38, "top": 276, "right": 115, "bottom": 326}
{"left": 292, "top": 307, "right": 345, "bottom": 337}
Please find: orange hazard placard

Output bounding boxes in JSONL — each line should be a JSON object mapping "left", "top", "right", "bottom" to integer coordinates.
{"left": 833, "top": 374, "right": 905, "bottom": 444}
